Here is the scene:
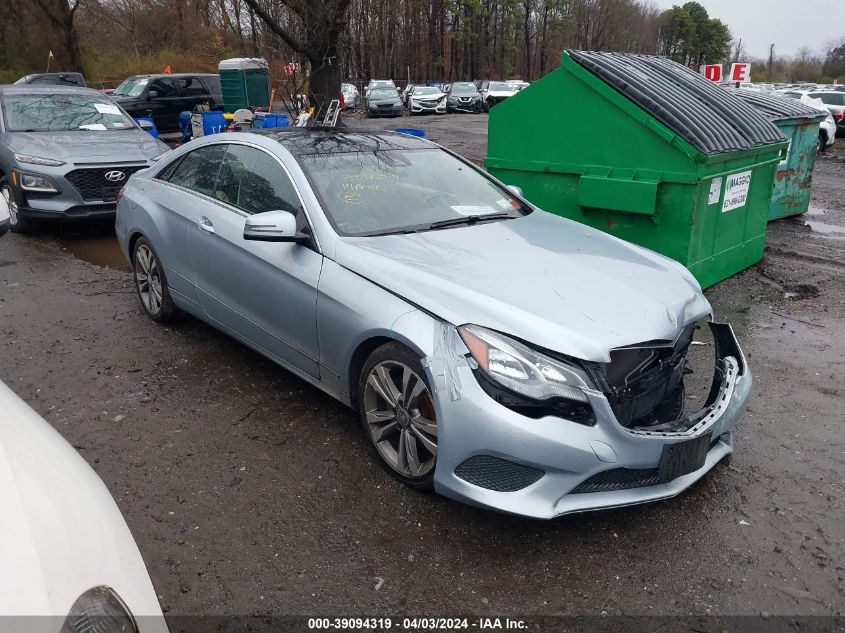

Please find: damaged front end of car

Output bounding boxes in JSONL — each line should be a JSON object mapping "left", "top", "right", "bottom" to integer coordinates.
{"left": 433, "top": 316, "right": 751, "bottom": 518}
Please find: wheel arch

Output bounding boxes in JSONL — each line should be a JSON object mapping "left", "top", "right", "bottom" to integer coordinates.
{"left": 347, "top": 331, "right": 431, "bottom": 406}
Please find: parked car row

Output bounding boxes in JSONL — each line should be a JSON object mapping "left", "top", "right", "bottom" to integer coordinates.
{"left": 357, "top": 77, "right": 530, "bottom": 115}
{"left": 735, "top": 81, "right": 845, "bottom": 140}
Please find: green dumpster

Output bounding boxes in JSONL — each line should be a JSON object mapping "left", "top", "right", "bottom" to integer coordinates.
{"left": 730, "top": 89, "right": 825, "bottom": 221}
{"left": 485, "top": 50, "right": 789, "bottom": 288}
{"left": 218, "top": 57, "right": 271, "bottom": 113}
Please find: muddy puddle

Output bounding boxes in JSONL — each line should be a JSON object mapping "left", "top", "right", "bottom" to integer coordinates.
{"left": 47, "top": 222, "right": 130, "bottom": 270}
{"left": 802, "top": 205, "right": 845, "bottom": 240}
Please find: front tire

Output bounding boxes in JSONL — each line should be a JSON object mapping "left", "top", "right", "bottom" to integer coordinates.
{"left": 132, "top": 237, "right": 177, "bottom": 322}
{"left": 1, "top": 178, "right": 35, "bottom": 233}
{"left": 358, "top": 343, "right": 438, "bottom": 489}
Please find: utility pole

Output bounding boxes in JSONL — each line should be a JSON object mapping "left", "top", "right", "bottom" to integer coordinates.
{"left": 767, "top": 43, "right": 774, "bottom": 82}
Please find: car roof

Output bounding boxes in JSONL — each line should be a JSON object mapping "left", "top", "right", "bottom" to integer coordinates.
{"left": 125, "top": 73, "right": 217, "bottom": 79}
{"left": 0, "top": 85, "right": 103, "bottom": 96}
{"left": 256, "top": 128, "right": 433, "bottom": 156}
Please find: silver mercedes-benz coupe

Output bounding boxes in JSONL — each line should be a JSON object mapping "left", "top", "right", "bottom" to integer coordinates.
{"left": 115, "top": 129, "right": 751, "bottom": 519}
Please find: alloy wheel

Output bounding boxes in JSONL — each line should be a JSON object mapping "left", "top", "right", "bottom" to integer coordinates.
{"left": 134, "top": 244, "right": 163, "bottom": 315}
{"left": 363, "top": 360, "right": 438, "bottom": 478}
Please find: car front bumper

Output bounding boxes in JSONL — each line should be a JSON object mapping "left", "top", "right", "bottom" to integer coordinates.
{"left": 10, "top": 164, "right": 150, "bottom": 221}
{"left": 430, "top": 325, "right": 751, "bottom": 519}
{"left": 448, "top": 101, "right": 480, "bottom": 113}
{"left": 410, "top": 101, "right": 447, "bottom": 114}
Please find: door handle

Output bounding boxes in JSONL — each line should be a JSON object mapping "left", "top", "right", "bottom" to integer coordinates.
{"left": 197, "top": 216, "right": 215, "bottom": 234}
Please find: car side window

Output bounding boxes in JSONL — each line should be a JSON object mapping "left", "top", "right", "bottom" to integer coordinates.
{"left": 150, "top": 78, "right": 179, "bottom": 97}
{"left": 181, "top": 77, "right": 207, "bottom": 97}
{"left": 212, "top": 145, "right": 301, "bottom": 216}
{"left": 165, "top": 144, "right": 227, "bottom": 196}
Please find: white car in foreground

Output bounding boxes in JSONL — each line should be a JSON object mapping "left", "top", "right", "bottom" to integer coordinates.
{"left": 0, "top": 380, "right": 168, "bottom": 633}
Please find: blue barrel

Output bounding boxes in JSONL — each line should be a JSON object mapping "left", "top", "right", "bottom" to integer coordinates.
{"left": 255, "top": 113, "right": 289, "bottom": 129}
{"left": 395, "top": 128, "right": 425, "bottom": 138}
{"left": 202, "top": 110, "right": 227, "bottom": 135}
{"left": 133, "top": 117, "right": 159, "bottom": 138}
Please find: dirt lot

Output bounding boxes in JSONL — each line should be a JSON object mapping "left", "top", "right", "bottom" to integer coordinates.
{"left": 0, "top": 115, "right": 843, "bottom": 623}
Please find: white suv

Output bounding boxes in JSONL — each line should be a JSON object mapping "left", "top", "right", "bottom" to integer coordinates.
{"left": 808, "top": 90, "right": 845, "bottom": 138}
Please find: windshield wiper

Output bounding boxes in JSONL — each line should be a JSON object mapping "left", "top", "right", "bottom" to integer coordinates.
{"left": 428, "top": 212, "right": 517, "bottom": 230}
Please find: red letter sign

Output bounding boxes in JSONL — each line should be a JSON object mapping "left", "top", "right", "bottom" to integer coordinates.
{"left": 703, "top": 64, "right": 722, "bottom": 83}
{"left": 729, "top": 63, "right": 750, "bottom": 83}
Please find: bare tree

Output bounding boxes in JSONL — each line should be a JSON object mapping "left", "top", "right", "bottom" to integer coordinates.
{"left": 240, "top": 0, "right": 352, "bottom": 116}
{"left": 30, "top": 0, "right": 84, "bottom": 72}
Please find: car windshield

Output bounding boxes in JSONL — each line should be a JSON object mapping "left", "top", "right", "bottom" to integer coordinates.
{"left": 300, "top": 148, "right": 527, "bottom": 237}
{"left": 113, "top": 77, "right": 149, "bottom": 97}
{"left": 2, "top": 93, "right": 136, "bottom": 132}
{"left": 414, "top": 87, "right": 440, "bottom": 95}
{"left": 488, "top": 82, "right": 512, "bottom": 91}
{"left": 451, "top": 83, "right": 478, "bottom": 94}
{"left": 369, "top": 89, "right": 397, "bottom": 100}
{"left": 370, "top": 81, "right": 393, "bottom": 89}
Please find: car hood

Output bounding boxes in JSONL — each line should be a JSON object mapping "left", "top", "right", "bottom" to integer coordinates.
{"left": 486, "top": 89, "right": 517, "bottom": 98}
{"left": 333, "top": 211, "right": 710, "bottom": 363}
{"left": 368, "top": 97, "right": 401, "bottom": 106}
{"left": 0, "top": 381, "right": 166, "bottom": 624}
{"left": 3, "top": 130, "right": 167, "bottom": 163}
{"left": 412, "top": 92, "right": 446, "bottom": 100}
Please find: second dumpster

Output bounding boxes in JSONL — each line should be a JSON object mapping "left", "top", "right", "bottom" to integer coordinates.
{"left": 729, "top": 89, "right": 825, "bottom": 221}
{"left": 485, "top": 50, "right": 789, "bottom": 288}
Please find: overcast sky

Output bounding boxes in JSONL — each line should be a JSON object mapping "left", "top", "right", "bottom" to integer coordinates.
{"left": 652, "top": 0, "right": 843, "bottom": 59}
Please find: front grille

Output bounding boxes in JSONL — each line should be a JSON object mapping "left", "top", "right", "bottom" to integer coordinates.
{"left": 455, "top": 455, "right": 544, "bottom": 492}
{"left": 65, "top": 166, "right": 146, "bottom": 201}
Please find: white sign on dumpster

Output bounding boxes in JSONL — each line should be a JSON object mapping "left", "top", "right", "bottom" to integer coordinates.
{"left": 722, "top": 170, "right": 752, "bottom": 212}
{"left": 708, "top": 177, "right": 723, "bottom": 204}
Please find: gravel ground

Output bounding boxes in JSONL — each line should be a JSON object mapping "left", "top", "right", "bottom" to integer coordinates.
{"left": 0, "top": 115, "right": 843, "bottom": 622}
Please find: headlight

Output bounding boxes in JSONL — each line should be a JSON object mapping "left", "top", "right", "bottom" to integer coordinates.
{"left": 60, "top": 586, "right": 138, "bottom": 633}
{"left": 438, "top": 96, "right": 446, "bottom": 103}
{"left": 459, "top": 325, "right": 591, "bottom": 403}
{"left": 19, "top": 172, "right": 59, "bottom": 192}
{"left": 14, "top": 153, "right": 65, "bottom": 167}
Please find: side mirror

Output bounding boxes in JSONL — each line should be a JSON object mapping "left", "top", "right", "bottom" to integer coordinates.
{"left": 147, "top": 90, "right": 159, "bottom": 99}
{"left": 244, "top": 210, "right": 307, "bottom": 243}
{"left": 506, "top": 184, "right": 524, "bottom": 198}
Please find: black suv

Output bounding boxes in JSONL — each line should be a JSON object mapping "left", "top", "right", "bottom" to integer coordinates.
{"left": 110, "top": 73, "right": 223, "bottom": 132}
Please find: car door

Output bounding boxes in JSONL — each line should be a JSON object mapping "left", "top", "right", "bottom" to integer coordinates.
{"left": 145, "top": 77, "right": 184, "bottom": 131}
{"left": 148, "top": 143, "right": 228, "bottom": 304}
{"left": 188, "top": 142, "right": 322, "bottom": 377}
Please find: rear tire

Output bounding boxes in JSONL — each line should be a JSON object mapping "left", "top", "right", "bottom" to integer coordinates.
{"left": 132, "top": 237, "right": 177, "bottom": 323}
{"left": 818, "top": 130, "right": 828, "bottom": 152}
{"left": 1, "top": 178, "right": 35, "bottom": 233}
{"left": 358, "top": 342, "right": 438, "bottom": 490}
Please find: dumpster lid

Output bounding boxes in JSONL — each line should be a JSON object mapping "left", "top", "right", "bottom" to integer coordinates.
{"left": 728, "top": 89, "right": 826, "bottom": 122}
{"left": 218, "top": 57, "right": 268, "bottom": 71}
{"left": 567, "top": 50, "right": 785, "bottom": 155}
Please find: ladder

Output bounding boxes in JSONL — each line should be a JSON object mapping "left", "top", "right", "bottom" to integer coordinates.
{"left": 321, "top": 99, "right": 341, "bottom": 127}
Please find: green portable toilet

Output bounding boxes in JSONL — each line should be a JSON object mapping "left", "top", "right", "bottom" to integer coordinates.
{"left": 485, "top": 50, "right": 789, "bottom": 288}
{"left": 729, "top": 89, "right": 825, "bottom": 221}
{"left": 218, "top": 57, "right": 271, "bottom": 113}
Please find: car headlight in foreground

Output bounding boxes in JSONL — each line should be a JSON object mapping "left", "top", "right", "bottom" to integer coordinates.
{"left": 459, "top": 324, "right": 596, "bottom": 424}
{"left": 19, "top": 172, "right": 60, "bottom": 192}
{"left": 61, "top": 587, "right": 137, "bottom": 633}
